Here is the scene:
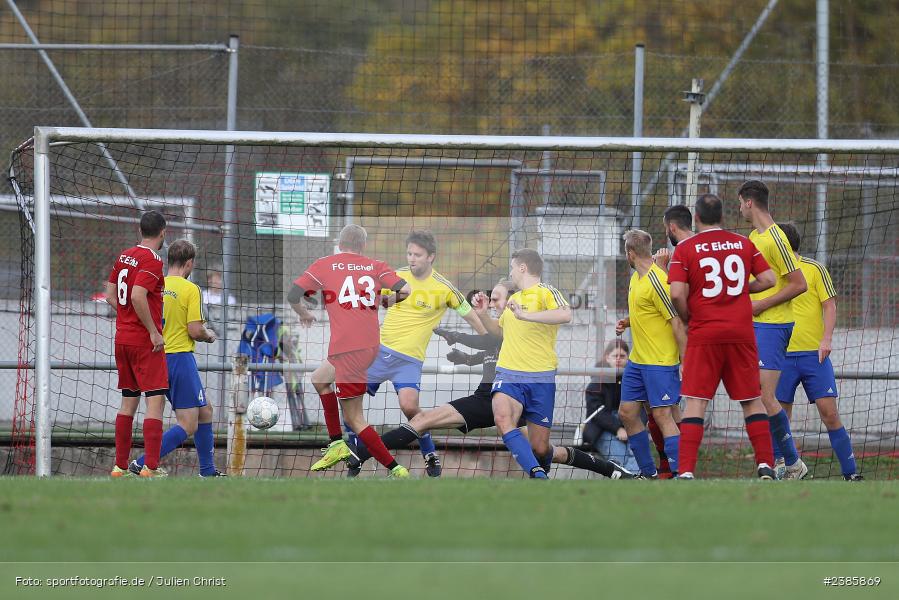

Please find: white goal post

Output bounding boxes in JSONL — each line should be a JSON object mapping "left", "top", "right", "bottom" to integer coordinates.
{"left": 27, "top": 126, "right": 899, "bottom": 476}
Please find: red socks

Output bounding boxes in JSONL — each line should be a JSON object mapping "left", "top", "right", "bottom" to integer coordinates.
{"left": 143, "top": 418, "right": 163, "bottom": 470}
{"left": 357, "top": 426, "right": 397, "bottom": 469}
{"left": 745, "top": 414, "right": 775, "bottom": 466}
{"left": 678, "top": 418, "right": 704, "bottom": 475}
{"left": 319, "top": 392, "right": 342, "bottom": 439}
{"left": 114, "top": 414, "right": 134, "bottom": 469}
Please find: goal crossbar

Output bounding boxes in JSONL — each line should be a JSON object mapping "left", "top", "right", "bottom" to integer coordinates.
{"left": 33, "top": 126, "right": 899, "bottom": 153}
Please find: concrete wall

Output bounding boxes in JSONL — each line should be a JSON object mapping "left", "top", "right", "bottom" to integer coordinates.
{"left": 0, "top": 445, "right": 603, "bottom": 479}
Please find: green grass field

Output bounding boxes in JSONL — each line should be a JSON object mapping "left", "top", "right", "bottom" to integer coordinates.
{"left": 2, "top": 477, "right": 898, "bottom": 599}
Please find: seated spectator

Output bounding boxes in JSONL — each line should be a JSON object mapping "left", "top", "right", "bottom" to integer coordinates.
{"left": 202, "top": 269, "right": 237, "bottom": 307}
{"left": 582, "top": 339, "right": 639, "bottom": 472}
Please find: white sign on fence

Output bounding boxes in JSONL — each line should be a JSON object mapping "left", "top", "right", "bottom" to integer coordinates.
{"left": 254, "top": 172, "right": 330, "bottom": 236}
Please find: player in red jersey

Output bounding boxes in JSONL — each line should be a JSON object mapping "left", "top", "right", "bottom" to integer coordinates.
{"left": 288, "top": 224, "right": 412, "bottom": 477}
{"left": 105, "top": 211, "right": 169, "bottom": 478}
{"left": 667, "top": 194, "right": 779, "bottom": 479}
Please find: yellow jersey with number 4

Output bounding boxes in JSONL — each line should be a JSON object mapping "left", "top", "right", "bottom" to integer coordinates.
{"left": 162, "top": 276, "right": 204, "bottom": 353}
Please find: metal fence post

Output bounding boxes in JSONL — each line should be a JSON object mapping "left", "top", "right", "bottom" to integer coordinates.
{"left": 631, "top": 43, "right": 645, "bottom": 228}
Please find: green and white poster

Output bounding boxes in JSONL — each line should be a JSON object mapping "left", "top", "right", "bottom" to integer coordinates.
{"left": 255, "top": 172, "right": 330, "bottom": 236}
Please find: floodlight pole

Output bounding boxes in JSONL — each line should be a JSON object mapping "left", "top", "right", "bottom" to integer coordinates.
{"left": 541, "top": 124, "right": 552, "bottom": 209}
{"left": 220, "top": 34, "right": 240, "bottom": 423}
{"left": 684, "top": 79, "right": 705, "bottom": 208}
{"left": 33, "top": 130, "right": 52, "bottom": 477}
{"left": 637, "top": 0, "right": 781, "bottom": 203}
{"left": 816, "top": 0, "right": 830, "bottom": 265}
{"left": 631, "top": 44, "right": 645, "bottom": 228}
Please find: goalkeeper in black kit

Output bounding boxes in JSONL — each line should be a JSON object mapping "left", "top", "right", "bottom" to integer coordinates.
{"left": 347, "top": 280, "right": 634, "bottom": 479}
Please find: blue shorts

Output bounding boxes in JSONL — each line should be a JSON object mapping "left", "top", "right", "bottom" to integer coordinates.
{"left": 491, "top": 368, "right": 556, "bottom": 428}
{"left": 754, "top": 323, "right": 794, "bottom": 371}
{"left": 366, "top": 345, "right": 423, "bottom": 395}
{"left": 621, "top": 361, "right": 680, "bottom": 408}
{"left": 775, "top": 352, "right": 839, "bottom": 403}
{"left": 165, "top": 352, "right": 207, "bottom": 410}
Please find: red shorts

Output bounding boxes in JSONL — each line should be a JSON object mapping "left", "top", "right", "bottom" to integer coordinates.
{"left": 330, "top": 346, "right": 378, "bottom": 400}
{"left": 681, "top": 342, "right": 760, "bottom": 402}
{"left": 115, "top": 343, "right": 168, "bottom": 394}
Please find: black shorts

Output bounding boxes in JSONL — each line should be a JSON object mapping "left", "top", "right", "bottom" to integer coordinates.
{"left": 449, "top": 389, "right": 526, "bottom": 433}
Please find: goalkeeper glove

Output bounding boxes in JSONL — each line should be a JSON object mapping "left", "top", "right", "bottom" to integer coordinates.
{"left": 433, "top": 327, "right": 460, "bottom": 345}
{"left": 446, "top": 349, "right": 469, "bottom": 365}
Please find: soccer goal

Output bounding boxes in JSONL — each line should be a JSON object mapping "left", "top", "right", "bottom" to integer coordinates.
{"left": 6, "top": 127, "right": 899, "bottom": 479}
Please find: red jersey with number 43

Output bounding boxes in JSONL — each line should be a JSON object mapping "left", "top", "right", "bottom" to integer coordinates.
{"left": 108, "top": 245, "right": 164, "bottom": 347}
{"left": 667, "top": 228, "right": 770, "bottom": 345}
{"left": 294, "top": 252, "right": 403, "bottom": 355}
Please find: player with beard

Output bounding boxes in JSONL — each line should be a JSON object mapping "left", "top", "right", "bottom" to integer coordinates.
{"left": 362, "top": 230, "right": 486, "bottom": 477}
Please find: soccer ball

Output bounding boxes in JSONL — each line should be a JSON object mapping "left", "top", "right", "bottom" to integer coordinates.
{"left": 246, "top": 396, "right": 279, "bottom": 430}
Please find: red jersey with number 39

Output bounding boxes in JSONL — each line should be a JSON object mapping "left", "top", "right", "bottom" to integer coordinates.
{"left": 294, "top": 252, "right": 403, "bottom": 355}
{"left": 108, "top": 245, "right": 164, "bottom": 347}
{"left": 667, "top": 228, "right": 770, "bottom": 345}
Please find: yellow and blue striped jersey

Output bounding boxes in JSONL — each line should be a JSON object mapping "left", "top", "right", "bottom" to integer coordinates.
{"left": 750, "top": 223, "right": 800, "bottom": 324}
{"left": 787, "top": 256, "right": 837, "bottom": 353}
{"left": 162, "top": 276, "right": 204, "bottom": 353}
{"left": 496, "top": 283, "right": 569, "bottom": 372}
{"left": 627, "top": 264, "right": 679, "bottom": 366}
{"left": 379, "top": 268, "right": 467, "bottom": 361}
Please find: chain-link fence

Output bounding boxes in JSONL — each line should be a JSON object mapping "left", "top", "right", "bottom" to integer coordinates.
{"left": 4, "top": 38, "right": 899, "bottom": 313}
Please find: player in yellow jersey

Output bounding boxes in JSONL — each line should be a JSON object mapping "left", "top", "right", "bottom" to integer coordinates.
{"left": 474, "top": 248, "right": 571, "bottom": 479}
{"left": 130, "top": 240, "right": 224, "bottom": 477}
{"left": 615, "top": 230, "right": 686, "bottom": 479}
{"left": 739, "top": 180, "right": 810, "bottom": 480}
{"left": 774, "top": 223, "right": 861, "bottom": 481}
{"left": 362, "top": 230, "right": 486, "bottom": 477}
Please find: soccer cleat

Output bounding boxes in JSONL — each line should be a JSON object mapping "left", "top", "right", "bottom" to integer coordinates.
{"left": 128, "top": 460, "right": 142, "bottom": 476}
{"left": 529, "top": 467, "right": 549, "bottom": 479}
{"left": 783, "top": 458, "right": 809, "bottom": 481}
{"left": 199, "top": 470, "right": 228, "bottom": 478}
{"left": 311, "top": 439, "right": 357, "bottom": 472}
{"left": 675, "top": 472, "right": 695, "bottom": 480}
{"left": 608, "top": 460, "right": 636, "bottom": 480}
{"left": 757, "top": 463, "right": 776, "bottom": 480}
{"left": 110, "top": 465, "right": 131, "bottom": 478}
{"left": 423, "top": 452, "right": 442, "bottom": 478}
{"left": 389, "top": 465, "right": 410, "bottom": 478}
{"left": 634, "top": 472, "right": 659, "bottom": 480}
{"left": 345, "top": 441, "right": 364, "bottom": 478}
{"left": 346, "top": 459, "right": 363, "bottom": 477}
{"left": 773, "top": 458, "right": 786, "bottom": 480}
{"left": 843, "top": 473, "right": 864, "bottom": 482}
{"left": 139, "top": 465, "right": 168, "bottom": 478}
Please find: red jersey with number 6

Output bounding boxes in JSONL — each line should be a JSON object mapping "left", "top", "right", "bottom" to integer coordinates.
{"left": 294, "top": 252, "right": 403, "bottom": 356}
{"left": 108, "top": 245, "right": 164, "bottom": 347}
{"left": 667, "top": 228, "right": 770, "bottom": 345}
